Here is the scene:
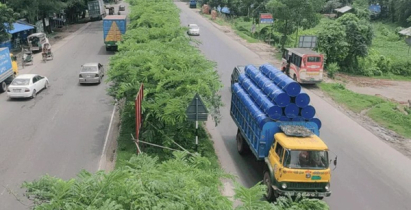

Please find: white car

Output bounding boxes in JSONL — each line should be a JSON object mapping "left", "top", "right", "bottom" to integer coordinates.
{"left": 7, "top": 74, "right": 49, "bottom": 99}
{"left": 187, "top": 24, "right": 200, "bottom": 36}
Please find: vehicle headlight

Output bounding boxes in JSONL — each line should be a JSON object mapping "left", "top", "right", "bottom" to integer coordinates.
{"left": 325, "top": 183, "right": 330, "bottom": 191}
{"left": 281, "top": 183, "right": 287, "bottom": 189}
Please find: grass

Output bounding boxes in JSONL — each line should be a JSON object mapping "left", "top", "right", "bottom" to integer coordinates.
{"left": 368, "top": 102, "right": 411, "bottom": 138}
{"left": 371, "top": 22, "right": 411, "bottom": 64}
{"left": 319, "top": 83, "right": 411, "bottom": 138}
{"left": 204, "top": 14, "right": 260, "bottom": 43}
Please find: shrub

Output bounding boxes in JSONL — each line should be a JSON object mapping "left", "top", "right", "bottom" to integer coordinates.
{"left": 326, "top": 62, "right": 339, "bottom": 79}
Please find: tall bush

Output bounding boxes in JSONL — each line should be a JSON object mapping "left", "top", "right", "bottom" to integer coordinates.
{"left": 107, "top": 0, "right": 223, "bottom": 156}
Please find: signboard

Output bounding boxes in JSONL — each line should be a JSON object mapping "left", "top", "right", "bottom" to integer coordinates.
{"left": 260, "top": 13, "right": 273, "bottom": 24}
{"left": 298, "top": 36, "right": 317, "bottom": 48}
{"left": 186, "top": 93, "right": 208, "bottom": 121}
{"left": 0, "top": 48, "right": 12, "bottom": 75}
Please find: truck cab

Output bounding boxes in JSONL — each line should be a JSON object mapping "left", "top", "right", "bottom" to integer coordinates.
{"left": 264, "top": 132, "right": 333, "bottom": 201}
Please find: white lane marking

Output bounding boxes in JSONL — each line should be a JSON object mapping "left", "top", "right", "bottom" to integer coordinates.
{"left": 52, "top": 110, "right": 59, "bottom": 121}
{"left": 98, "top": 103, "right": 117, "bottom": 170}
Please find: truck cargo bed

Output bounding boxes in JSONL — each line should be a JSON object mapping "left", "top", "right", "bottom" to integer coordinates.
{"left": 230, "top": 83, "right": 320, "bottom": 160}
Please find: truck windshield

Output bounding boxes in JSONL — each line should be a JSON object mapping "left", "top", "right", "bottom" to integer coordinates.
{"left": 283, "top": 150, "right": 329, "bottom": 169}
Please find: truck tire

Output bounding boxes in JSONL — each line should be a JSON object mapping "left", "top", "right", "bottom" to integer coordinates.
{"left": 236, "top": 129, "right": 250, "bottom": 155}
{"left": 0, "top": 81, "right": 6, "bottom": 93}
{"left": 264, "top": 171, "right": 276, "bottom": 202}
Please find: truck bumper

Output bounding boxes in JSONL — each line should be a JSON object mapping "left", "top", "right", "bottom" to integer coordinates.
{"left": 299, "top": 79, "right": 323, "bottom": 84}
{"left": 274, "top": 187, "right": 331, "bottom": 198}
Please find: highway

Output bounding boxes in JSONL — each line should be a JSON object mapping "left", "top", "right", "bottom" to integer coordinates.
{"left": 0, "top": 4, "right": 129, "bottom": 209}
{"left": 176, "top": 2, "right": 411, "bottom": 210}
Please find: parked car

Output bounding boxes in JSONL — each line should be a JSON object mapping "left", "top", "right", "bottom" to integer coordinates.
{"left": 7, "top": 74, "right": 49, "bottom": 99}
{"left": 79, "top": 63, "right": 105, "bottom": 84}
{"left": 187, "top": 24, "right": 200, "bottom": 36}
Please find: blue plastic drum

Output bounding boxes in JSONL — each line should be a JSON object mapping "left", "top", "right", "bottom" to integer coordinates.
{"left": 300, "top": 105, "right": 316, "bottom": 120}
{"left": 259, "top": 64, "right": 301, "bottom": 97}
{"left": 283, "top": 103, "right": 299, "bottom": 118}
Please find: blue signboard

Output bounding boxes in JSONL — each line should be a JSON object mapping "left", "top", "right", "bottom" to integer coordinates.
{"left": 0, "top": 48, "right": 12, "bottom": 75}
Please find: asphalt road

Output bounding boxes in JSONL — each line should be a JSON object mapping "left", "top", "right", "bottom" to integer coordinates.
{"left": 176, "top": 2, "right": 411, "bottom": 209}
{"left": 0, "top": 3, "right": 129, "bottom": 208}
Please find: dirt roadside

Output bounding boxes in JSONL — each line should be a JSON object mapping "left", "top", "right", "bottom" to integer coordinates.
{"left": 200, "top": 12, "right": 411, "bottom": 159}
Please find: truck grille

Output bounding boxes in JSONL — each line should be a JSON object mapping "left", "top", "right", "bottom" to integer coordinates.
{"left": 287, "top": 182, "right": 324, "bottom": 190}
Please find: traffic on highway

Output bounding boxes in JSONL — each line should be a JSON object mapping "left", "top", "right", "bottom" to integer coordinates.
{"left": 1, "top": 1, "right": 411, "bottom": 209}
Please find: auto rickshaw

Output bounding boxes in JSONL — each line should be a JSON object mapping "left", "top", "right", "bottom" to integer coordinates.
{"left": 21, "top": 47, "right": 34, "bottom": 68}
{"left": 27, "top": 33, "right": 49, "bottom": 52}
{"left": 41, "top": 43, "right": 53, "bottom": 62}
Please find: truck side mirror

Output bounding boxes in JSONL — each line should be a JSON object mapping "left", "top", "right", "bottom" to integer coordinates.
{"left": 333, "top": 156, "right": 337, "bottom": 171}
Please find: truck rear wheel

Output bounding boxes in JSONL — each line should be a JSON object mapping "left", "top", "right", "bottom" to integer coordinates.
{"left": 264, "top": 171, "right": 276, "bottom": 202}
{"left": 236, "top": 129, "right": 250, "bottom": 155}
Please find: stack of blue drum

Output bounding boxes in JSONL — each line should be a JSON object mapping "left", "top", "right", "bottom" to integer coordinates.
{"left": 232, "top": 63, "right": 322, "bottom": 129}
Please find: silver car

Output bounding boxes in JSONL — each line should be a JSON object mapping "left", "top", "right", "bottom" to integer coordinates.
{"left": 79, "top": 63, "right": 105, "bottom": 84}
{"left": 187, "top": 24, "right": 200, "bottom": 36}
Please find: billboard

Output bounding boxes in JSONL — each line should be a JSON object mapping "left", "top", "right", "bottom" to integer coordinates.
{"left": 260, "top": 13, "right": 273, "bottom": 24}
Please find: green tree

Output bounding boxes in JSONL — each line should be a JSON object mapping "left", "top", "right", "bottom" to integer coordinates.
{"left": 63, "top": 0, "right": 88, "bottom": 23}
{"left": 266, "top": 0, "right": 324, "bottom": 50}
{"left": 316, "top": 21, "right": 349, "bottom": 65}
{"left": 0, "top": 3, "right": 18, "bottom": 43}
{"left": 7, "top": 0, "right": 38, "bottom": 24}
{"left": 37, "top": 0, "right": 66, "bottom": 33}
{"left": 336, "top": 13, "right": 373, "bottom": 72}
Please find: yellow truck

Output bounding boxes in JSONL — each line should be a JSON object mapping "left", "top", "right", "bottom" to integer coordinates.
{"left": 263, "top": 132, "right": 335, "bottom": 201}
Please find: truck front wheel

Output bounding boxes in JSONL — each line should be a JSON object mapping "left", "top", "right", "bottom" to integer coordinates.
{"left": 0, "top": 81, "right": 7, "bottom": 93}
{"left": 264, "top": 171, "right": 276, "bottom": 202}
{"left": 236, "top": 129, "right": 250, "bottom": 155}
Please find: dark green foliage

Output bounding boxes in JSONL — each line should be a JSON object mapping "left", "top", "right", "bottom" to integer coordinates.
{"left": 0, "top": 3, "right": 18, "bottom": 43}
{"left": 107, "top": 0, "right": 223, "bottom": 159}
{"left": 22, "top": 152, "right": 233, "bottom": 209}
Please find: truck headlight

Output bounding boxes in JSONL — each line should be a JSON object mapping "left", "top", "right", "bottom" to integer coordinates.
{"left": 325, "top": 183, "right": 330, "bottom": 191}
{"left": 281, "top": 183, "right": 287, "bottom": 189}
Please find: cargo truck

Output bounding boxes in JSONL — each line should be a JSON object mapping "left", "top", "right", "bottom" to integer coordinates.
{"left": 103, "top": 15, "right": 126, "bottom": 51}
{"left": 0, "top": 48, "right": 15, "bottom": 93}
{"left": 88, "top": 0, "right": 106, "bottom": 20}
{"left": 230, "top": 64, "right": 337, "bottom": 201}
{"left": 189, "top": 0, "right": 197, "bottom": 8}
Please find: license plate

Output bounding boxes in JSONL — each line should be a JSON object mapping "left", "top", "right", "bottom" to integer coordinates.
{"left": 14, "top": 89, "right": 21, "bottom": 92}
{"left": 87, "top": 75, "right": 91, "bottom": 78}
{"left": 318, "top": 193, "right": 325, "bottom": 196}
